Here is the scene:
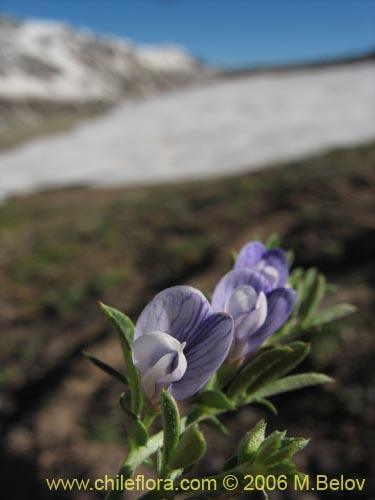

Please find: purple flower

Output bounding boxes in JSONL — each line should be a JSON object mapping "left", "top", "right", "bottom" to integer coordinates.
{"left": 132, "top": 286, "right": 233, "bottom": 402}
{"left": 212, "top": 268, "right": 296, "bottom": 361}
{"left": 235, "top": 241, "right": 289, "bottom": 289}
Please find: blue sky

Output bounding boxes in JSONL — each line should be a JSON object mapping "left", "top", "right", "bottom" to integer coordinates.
{"left": 1, "top": 0, "right": 374, "bottom": 68}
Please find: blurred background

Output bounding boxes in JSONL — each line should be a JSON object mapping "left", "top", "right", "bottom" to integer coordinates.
{"left": 0, "top": 1, "right": 374, "bottom": 499}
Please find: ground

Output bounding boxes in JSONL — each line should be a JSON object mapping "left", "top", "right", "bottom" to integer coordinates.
{"left": 0, "top": 142, "right": 373, "bottom": 500}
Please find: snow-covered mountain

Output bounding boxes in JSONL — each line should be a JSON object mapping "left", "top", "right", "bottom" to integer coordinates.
{"left": 0, "top": 16, "right": 208, "bottom": 101}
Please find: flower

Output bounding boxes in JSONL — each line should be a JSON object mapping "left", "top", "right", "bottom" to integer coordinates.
{"left": 132, "top": 286, "right": 233, "bottom": 402}
{"left": 212, "top": 268, "right": 296, "bottom": 361}
{"left": 234, "top": 240, "right": 289, "bottom": 289}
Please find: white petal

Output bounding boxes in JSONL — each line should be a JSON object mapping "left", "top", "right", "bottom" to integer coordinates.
{"left": 230, "top": 291, "right": 268, "bottom": 360}
{"left": 226, "top": 285, "right": 258, "bottom": 317}
{"left": 132, "top": 330, "right": 183, "bottom": 374}
{"left": 132, "top": 331, "right": 187, "bottom": 402}
{"left": 255, "top": 260, "right": 280, "bottom": 288}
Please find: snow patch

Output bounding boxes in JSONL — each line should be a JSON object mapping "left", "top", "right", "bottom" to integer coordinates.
{"left": 0, "top": 62, "right": 373, "bottom": 201}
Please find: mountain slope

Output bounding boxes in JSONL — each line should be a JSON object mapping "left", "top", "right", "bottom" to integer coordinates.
{"left": 0, "top": 16, "right": 208, "bottom": 101}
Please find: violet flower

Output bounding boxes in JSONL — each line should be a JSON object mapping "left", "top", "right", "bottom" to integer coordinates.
{"left": 235, "top": 240, "right": 289, "bottom": 289}
{"left": 132, "top": 286, "right": 233, "bottom": 402}
{"left": 212, "top": 268, "right": 296, "bottom": 361}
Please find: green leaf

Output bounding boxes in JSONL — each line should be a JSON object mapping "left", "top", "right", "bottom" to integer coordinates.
{"left": 99, "top": 302, "right": 134, "bottom": 347}
{"left": 255, "top": 430, "right": 286, "bottom": 463}
{"left": 300, "top": 270, "right": 326, "bottom": 328}
{"left": 289, "top": 267, "right": 304, "bottom": 289}
{"left": 228, "top": 342, "right": 310, "bottom": 399}
{"left": 227, "top": 346, "right": 290, "bottom": 398}
{"left": 263, "top": 438, "right": 309, "bottom": 465}
{"left": 309, "top": 304, "right": 356, "bottom": 327}
{"left": 130, "top": 419, "right": 149, "bottom": 447}
{"left": 246, "top": 342, "right": 311, "bottom": 395}
{"left": 265, "top": 233, "right": 281, "bottom": 248}
{"left": 267, "top": 460, "right": 298, "bottom": 478}
{"left": 253, "top": 373, "right": 334, "bottom": 398}
{"left": 144, "top": 457, "right": 154, "bottom": 467}
{"left": 100, "top": 303, "right": 142, "bottom": 416}
{"left": 83, "top": 351, "right": 129, "bottom": 386}
{"left": 252, "top": 397, "right": 278, "bottom": 415}
{"left": 156, "top": 449, "right": 162, "bottom": 475}
{"left": 170, "top": 424, "right": 206, "bottom": 470}
{"left": 194, "top": 390, "right": 235, "bottom": 410}
{"left": 237, "top": 419, "right": 266, "bottom": 464}
{"left": 202, "top": 415, "right": 228, "bottom": 435}
{"left": 160, "top": 390, "right": 181, "bottom": 470}
{"left": 119, "top": 392, "right": 137, "bottom": 420}
{"left": 226, "top": 249, "right": 237, "bottom": 271}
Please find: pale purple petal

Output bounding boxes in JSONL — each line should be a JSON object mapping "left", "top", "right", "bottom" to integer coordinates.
{"left": 234, "top": 241, "right": 266, "bottom": 269}
{"left": 262, "top": 249, "right": 289, "bottom": 287}
{"left": 227, "top": 285, "right": 258, "bottom": 318}
{"left": 132, "top": 331, "right": 182, "bottom": 373}
{"left": 244, "top": 288, "right": 297, "bottom": 355}
{"left": 212, "top": 268, "right": 271, "bottom": 312}
{"left": 229, "top": 292, "right": 268, "bottom": 360}
{"left": 133, "top": 331, "right": 187, "bottom": 401}
{"left": 171, "top": 313, "right": 233, "bottom": 400}
{"left": 134, "top": 286, "right": 211, "bottom": 343}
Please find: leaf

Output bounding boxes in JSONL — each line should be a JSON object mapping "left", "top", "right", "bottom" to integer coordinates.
{"left": 263, "top": 438, "right": 309, "bottom": 465}
{"left": 227, "top": 346, "right": 290, "bottom": 398}
{"left": 289, "top": 267, "right": 304, "bottom": 289}
{"left": 156, "top": 449, "right": 162, "bottom": 475}
{"left": 255, "top": 430, "right": 286, "bottom": 463}
{"left": 160, "top": 390, "right": 181, "bottom": 469}
{"left": 119, "top": 392, "right": 137, "bottom": 420}
{"left": 186, "top": 406, "right": 205, "bottom": 426}
{"left": 194, "top": 390, "right": 235, "bottom": 410}
{"left": 83, "top": 351, "right": 129, "bottom": 386}
{"left": 252, "top": 398, "right": 278, "bottom": 415}
{"left": 202, "top": 415, "right": 228, "bottom": 435}
{"left": 253, "top": 373, "right": 334, "bottom": 398}
{"left": 226, "top": 249, "right": 237, "bottom": 271}
{"left": 246, "top": 342, "right": 311, "bottom": 395}
{"left": 170, "top": 424, "right": 206, "bottom": 470}
{"left": 265, "top": 233, "right": 281, "bottom": 248}
{"left": 228, "top": 342, "right": 310, "bottom": 399}
{"left": 100, "top": 303, "right": 142, "bottom": 416}
{"left": 144, "top": 457, "right": 154, "bottom": 467}
{"left": 309, "top": 304, "right": 356, "bottom": 327}
{"left": 130, "top": 419, "right": 149, "bottom": 447}
{"left": 99, "top": 302, "right": 134, "bottom": 347}
{"left": 267, "top": 460, "right": 298, "bottom": 478}
{"left": 237, "top": 419, "right": 266, "bottom": 464}
{"left": 300, "top": 270, "right": 326, "bottom": 328}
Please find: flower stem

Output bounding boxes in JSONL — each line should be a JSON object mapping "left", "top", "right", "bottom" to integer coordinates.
{"left": 104, "top": 417, "right": 188, "bottom": 500}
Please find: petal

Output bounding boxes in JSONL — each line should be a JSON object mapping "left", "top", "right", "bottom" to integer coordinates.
{"left": 133, "top": 331, "right": 188, "bottom": 401}
{"left": 132, "top": 331, "right": 182, "bottom": 373}
{"left": 229, "top": 292, "right": 268, "bottom": 360}
{"left": 170, "top": 313, "right": 233, "bottom": 400}
{"left": 227, "top": 285, "right": 258, "bottom": 318}
{"left": 134, "top": 285, "right": 211, "bottom": 343}
{"left": 263, "top": 249, "right": 289, "bottom": 287}
{"left": 235, "top": 291, "right": 268, "bottom": 340}
{"left": 142, "top": 349, "right": 187, "bottom": 402}
{"left": 234, "top": 241, "right": 266, "bottom": 269}
{"left": 212, "top": 268, "right": 271, "bottom": 312}
{"left": 244, "top": 287, "right": 297, "bottom": 355}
